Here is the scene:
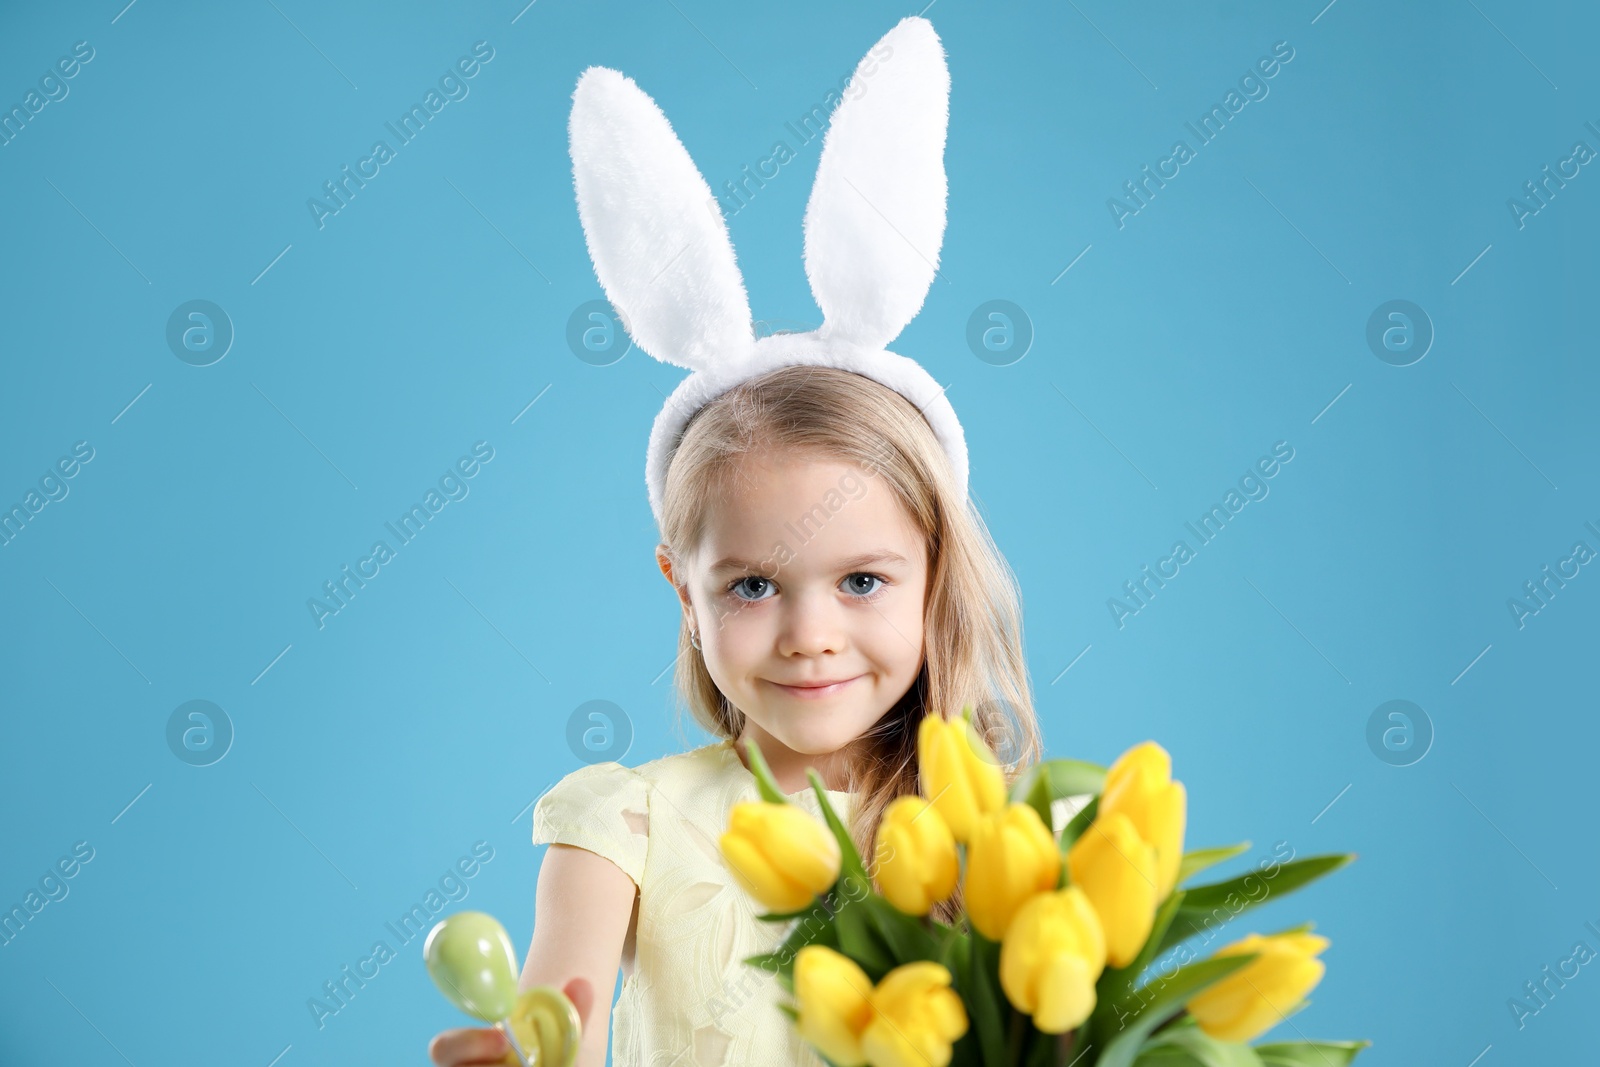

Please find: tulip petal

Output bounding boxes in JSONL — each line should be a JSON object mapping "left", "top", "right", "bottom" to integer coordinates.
{"left": 919, "top": 714, "right": 1006, "bottom": 844}
{"left": 795, "top": 946, "right": 873, "bottom": 1066}
{"left": 1104, "top": 741, "right": 1170, "bottom": 799}
{"left": 862, "top": 963, "right": 963, "bottom": 1067}
{"left": 1033, "top": 951, "right": 1096, "bottom": 1033}
{"left": 760, "top": 804, "right": 842, "bottom": 891}
{"left": 1066, "top": 811, "right": 1157, "bottom": 967}
{"left": 720, "top": 830, "right": 808, "bottom": 912}
{"left": 967, "top": 804, "right": 1060, "bottom": 940}
{"left": 1187, "top": 932, "right": 1331, "bottom": 1044}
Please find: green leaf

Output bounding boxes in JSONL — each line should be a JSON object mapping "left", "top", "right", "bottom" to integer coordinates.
{"left": 862, "top": 895, "right": 941, "bottom": 965}
{"left": 1136, "top": 1023, "right": 1265, "bottom": 1067}
{"left": 940, "top": 929, "right": 969, "bottom": 981}
{"left": 1010, "top": 758, "right": 1108, "bottom": 809}
{"left": 1155, "top": 854, "right": 1355, "bottom": 957}
{"left": 808, "top": 769, "right": 870, "bottom": 886}
{"left": 1177, "top": 842, "right": 1251, "bottom": 886}
{"left": 957, "top": 931, "right": 1009, "bottom": 1066}
{"left": 1180, "top": 855, "right": 1353, "bottom": 910}
{"left": 1129, "top": 1050, "right": 1207, "bottom": 1067}
{"left": 1059, "top": 794, "right": 1100, "bottom": 856}
{"left": 742, "top": 896, "right": 842, "bottom": 994}
{"left": 1015, "top": 762, "right": 1055, "bottom": 830}
{"left": 755, "top": 899, "right": 834, "bottom": 923}
{"left": 832, "top": 879, "right": 894, "bottom": 981}
{"left": 742, "top": 738, "right": 789, "bottom": 804}
{"left": 1096, "top": 953, "right": 1260, "bottom": 1067}
{"left": 1253, "top": 1040, "right": 1371, "bottom": 1066}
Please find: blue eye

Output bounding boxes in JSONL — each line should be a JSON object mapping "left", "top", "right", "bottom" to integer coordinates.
{"left": 729, "top": 576, "right": 774, "bottom": 602}
{"left": 724, "top": 573, "right": 889, "bottom": 602}
{"left": 843, "top": 574, "right": 885, "bottom": 598}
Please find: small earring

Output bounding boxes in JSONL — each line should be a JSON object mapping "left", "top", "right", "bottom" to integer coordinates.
{"left": 690, "top": 629, "right": 702, "bottom": 651}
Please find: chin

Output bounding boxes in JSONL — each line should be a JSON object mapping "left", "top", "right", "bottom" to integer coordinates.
{"left": 762, "top": 709, "right": 873, "bottom": 757}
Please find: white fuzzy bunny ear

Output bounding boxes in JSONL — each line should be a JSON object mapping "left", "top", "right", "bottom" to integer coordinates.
{"left": 802, "top": 17, "right": 950, "bottom": 350}
{"left": 569, "top": 67, "right": 753, "bottom": 370}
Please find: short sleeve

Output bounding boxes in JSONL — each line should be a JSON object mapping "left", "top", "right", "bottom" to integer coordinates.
{"left": 531, "top": 762, "right": 650, "bottom": 886}
{"left": 1051, "top": 794, "right": 1094, "bottom": 841}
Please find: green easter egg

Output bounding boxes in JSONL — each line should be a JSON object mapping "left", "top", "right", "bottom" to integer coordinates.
{"left": 506, "top": 986, "right": 582, "bottom": 1067}
{"left": 423, "top": 911, "right": 520, "bottom": 1022}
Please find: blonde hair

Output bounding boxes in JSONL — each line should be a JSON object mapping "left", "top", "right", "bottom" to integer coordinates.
{"left": 658, "top": 362, "right": 1041, "bottom": 926}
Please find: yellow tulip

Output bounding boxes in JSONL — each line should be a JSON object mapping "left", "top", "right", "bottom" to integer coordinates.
{"left": 918, "top": 711, "right": 1007, "bottom": 843}
{"left": 794, "top": 945, "right": 875, "bottom": 1066}
{"left": 1185, "top": 931, "right": 1329, "bottom": 1042}
{"left": 999, "top": 885, "right": 1107, "bottom": 1033}
{"left": 720, "top": 801, "right": 841, "bottom": 913}
{"left": 860, "top": 961, "right": 969, "bottom": 1067}
{"left": 875, "top": 796, "right": 959, "bottom": 916}
{"left": 793, "top": 951, "right": 969, "bottom": 1067}
{"left": 1099, "top": 740, "right": 1187, "bottom": 901}
{"left": 1066, "top": 810, "right": 1158, "bottom": 967}
{"left": 965, "top": 803, "right": 1061, "bottom": 941}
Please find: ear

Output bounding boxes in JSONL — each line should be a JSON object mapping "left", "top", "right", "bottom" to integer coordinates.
{"left": 655, "top": 543, "right": 693, "bottom": 607}
{"left": 801, "top": 17, "right": 951, "bottom": 350}
{"left": 569, "top": 67, "right": 754, "bottom": 370}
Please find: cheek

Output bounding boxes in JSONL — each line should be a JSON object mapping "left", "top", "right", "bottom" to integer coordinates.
{"left": 706, "top": 608, "right": 762, "bottom": 662}
{"left": 874, "top": 599, "right": 925, "bottom": 672}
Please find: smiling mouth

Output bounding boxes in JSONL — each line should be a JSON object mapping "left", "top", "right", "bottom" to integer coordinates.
{"left": 767, "top": 675, "right": 862, "bottom": 698}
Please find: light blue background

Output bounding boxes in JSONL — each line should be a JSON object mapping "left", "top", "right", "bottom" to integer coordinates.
{"left": 2, "top": 0, "right": 1595, "bottom": 1063}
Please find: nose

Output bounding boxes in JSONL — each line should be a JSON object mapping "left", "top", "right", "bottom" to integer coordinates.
{"left": 776, "top": 587, "right": 847, "bottom": 658}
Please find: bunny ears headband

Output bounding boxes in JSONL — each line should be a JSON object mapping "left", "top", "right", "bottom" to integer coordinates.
{"left": 568, "top": 16, "right": 969, "bottom": 528}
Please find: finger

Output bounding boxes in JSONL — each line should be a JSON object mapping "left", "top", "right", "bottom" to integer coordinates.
{"left": 562, "top": 976, "right": 595, "bottom": 1029}
{"left": 428, "top": 1025, "right": 508, "bottom": 1066}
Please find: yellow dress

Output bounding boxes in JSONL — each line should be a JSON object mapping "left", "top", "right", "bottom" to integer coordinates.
{"left": 530, "top": 737, "right": 854, "bottom": 1067}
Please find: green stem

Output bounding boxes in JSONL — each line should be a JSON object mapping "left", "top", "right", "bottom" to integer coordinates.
{"left": 1057, "top": 1027, "right": 1075, "bottom": 1067}
{"left": 1007, "top": 1008, "right": 1025, "bottom": 1063}
{"left": 1064, "top": 1022, "right": 1089, "bottom": 1065}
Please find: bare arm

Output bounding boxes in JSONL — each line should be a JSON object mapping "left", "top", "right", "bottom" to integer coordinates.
{"left": 518, "top": 842, "right": 638, "bottom": 1067}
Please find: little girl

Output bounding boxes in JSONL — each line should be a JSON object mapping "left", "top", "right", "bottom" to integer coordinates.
{"left": 429, "top": 16, "right": 1043, "bottom": 1067}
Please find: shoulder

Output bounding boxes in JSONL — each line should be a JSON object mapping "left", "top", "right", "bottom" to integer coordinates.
{"left": 528, "top": 743, "right": 733, "bottom": 885}
{"left": 627, "top": 739, "right": 733, "bottom": 786}
{"left": 529, "top": 743, "right": 732, "bottom": 836}
{"left": 531, "top": 761, "right": 652, "bottom": 886}
{"left": 533, "top": 759, "right": 651, "bottom": 816}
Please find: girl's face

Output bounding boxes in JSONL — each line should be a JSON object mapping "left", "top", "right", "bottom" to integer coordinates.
{"left": 657, "top": 450, "right": 928, "bottom": 760}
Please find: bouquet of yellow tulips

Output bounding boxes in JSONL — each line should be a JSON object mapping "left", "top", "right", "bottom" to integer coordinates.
{"left": 718, "top": 708, "right": 1370, "bottom": 1067}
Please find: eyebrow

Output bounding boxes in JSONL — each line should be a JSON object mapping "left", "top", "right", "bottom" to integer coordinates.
{"left": 707, "top": 550, "right": 911, "bottom": 575}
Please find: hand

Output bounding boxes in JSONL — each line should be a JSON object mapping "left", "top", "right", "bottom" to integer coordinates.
{"left": 428, "top": 977, "right": 595, "bottom": 1066}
